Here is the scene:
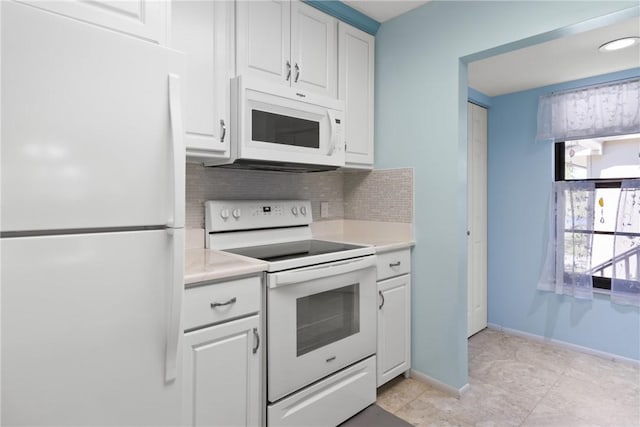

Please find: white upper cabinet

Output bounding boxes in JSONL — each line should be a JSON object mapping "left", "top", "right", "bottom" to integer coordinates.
{"left": 236, "top": 0, "right": 337, "bottom": 98}
{"left": 339, "top": 22, "right": 375, "bottom": 169}
{"left": 236, "top": 0, "right": 290, "bottom": 86}
{"left": 17, "top": 0, "right": 168, "bottom": 44}
{"left": 290, "top": 1, "right": 337, "bottom": 97}
{"left": 170, "top": 0, "right": 234, "bottom": 161}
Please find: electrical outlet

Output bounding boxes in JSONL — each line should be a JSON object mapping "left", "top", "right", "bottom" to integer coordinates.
{"left": 320, "top": 201, "right": 329, "bottom": 218}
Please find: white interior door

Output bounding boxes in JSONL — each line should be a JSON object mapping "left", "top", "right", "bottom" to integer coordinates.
{"left": 467, "top": 102, "right": 488, "bottom": 338}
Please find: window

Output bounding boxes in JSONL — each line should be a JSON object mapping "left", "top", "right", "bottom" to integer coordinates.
{"left": 554, "top": 135, "right": 640, "bottom": 291}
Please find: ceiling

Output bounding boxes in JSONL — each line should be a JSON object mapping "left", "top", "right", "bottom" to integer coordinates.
{"left": 341, "top": 1, "right": 639, "bottom": 97}
{"left": 342, "top": 0, "right": 429, "bottom": 22}
{"left": 468, "top": 17, "right": 640, "bottom": 96}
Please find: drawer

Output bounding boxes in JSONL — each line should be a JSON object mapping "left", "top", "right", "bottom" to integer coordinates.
{"left": 376, "top": 249, "right": 411, "bottom": 280}
{"left": 183, "top": 275, "right": 261, "bottom": 330}
{"left": 268, "top": 356, "right": 376, "bottom": 427}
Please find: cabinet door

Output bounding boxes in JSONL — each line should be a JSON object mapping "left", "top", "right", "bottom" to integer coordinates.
{"left": 377, "top": 275, "right": 411, "bottom": 387}
{"left": 236, "top": 0, "right": 290, "bottom": 86}
{"left": 339, "top": 22, "right": 374, "bottom": 168}
{"left": 17, "top": 0, "right": 168, "bottom": 44}
{"left": 171, "top": 0, "right": 232, "bottom": 161}
{"left": 183, "top": 315, "right": 261, "bottom": 427}
{"left": 290, "top": 1, "right": 337, "bottom": 97}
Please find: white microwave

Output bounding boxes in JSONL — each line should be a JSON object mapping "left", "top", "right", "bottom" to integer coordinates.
{"left": 205, "top": 76, "right": 345, "bottom": 172}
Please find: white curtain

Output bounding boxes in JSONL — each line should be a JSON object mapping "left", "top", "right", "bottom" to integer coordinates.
{"left": 539, "top": 181, "right": 596, "bottom": 299}
{"left": 536, "top": 78, "right": 640, "bottom": 142}
{"left": 611, "top": 179, "right": 640, "bottom": 306}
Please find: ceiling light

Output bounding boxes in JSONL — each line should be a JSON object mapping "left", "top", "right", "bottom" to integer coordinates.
{"left": 598, "top": 37, "right": 640, "bottom": 52}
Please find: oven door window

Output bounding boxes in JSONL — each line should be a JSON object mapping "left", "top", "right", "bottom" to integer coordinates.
{"left": 252, "top": 109, "right": 320, "bottom": 149}
{"left": 296, "top": 283, "right": 360, "bottom": 357}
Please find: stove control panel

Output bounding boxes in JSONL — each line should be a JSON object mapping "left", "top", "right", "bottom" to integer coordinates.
{"left": 205, "top": 200, "right": 312, "bottom": 233}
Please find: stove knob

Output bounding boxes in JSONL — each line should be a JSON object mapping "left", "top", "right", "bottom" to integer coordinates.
{"left": 300, "top": 206, "right": 307, "bottom": 216}
{"left": 220, "top": 208, "right": 230, "bottom": 220}
{"left": 232, "top": 208, "right": 241, "bottom": 219}
{"left": 291, "top": 206, "right": 298, "bottom": 216}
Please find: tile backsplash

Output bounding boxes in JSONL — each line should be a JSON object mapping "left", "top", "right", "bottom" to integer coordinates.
{"left": 343, "top": 168, "right": 413, "bottom": 223}
{"left": 186, "top": 164, "right": 413, "bottom": 229}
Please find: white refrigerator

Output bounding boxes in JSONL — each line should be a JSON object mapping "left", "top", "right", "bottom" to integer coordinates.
{"left": 1, "top": 2, "right": 185, "bottom": 425}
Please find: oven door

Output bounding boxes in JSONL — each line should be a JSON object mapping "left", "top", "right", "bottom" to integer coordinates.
{"left": 266, "top": 255, "right": 376, "bottom": 402}
{"left": 232, "top": 76, "right": 345, "bottom": 168}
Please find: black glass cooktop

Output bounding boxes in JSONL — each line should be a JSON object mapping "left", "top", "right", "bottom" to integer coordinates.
{"left": 224, "top": 239, "right": 366, "bottom": 262}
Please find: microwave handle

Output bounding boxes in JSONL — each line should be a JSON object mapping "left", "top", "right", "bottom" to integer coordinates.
{"left": 327, "top": 110, "right": 338, "bottom": 155}
{"left": 269, "top": 256, "right": 376, "bottom": 288}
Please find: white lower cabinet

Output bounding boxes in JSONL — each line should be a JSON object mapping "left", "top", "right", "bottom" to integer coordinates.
{"left": 376, "top": 249, "right": 411, "bottom": 387}
{"left": 182, "top": 277, "right": 262, "bottom": 427}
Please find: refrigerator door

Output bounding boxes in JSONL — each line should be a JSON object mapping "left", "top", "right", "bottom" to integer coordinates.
{"left": 1, "top": 2, "right": 185, "bottom": 232}
{"left": 1, "top": 229, "right": 184, "bottom": 426}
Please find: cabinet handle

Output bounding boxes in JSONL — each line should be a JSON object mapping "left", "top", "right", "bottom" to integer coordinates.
{"left": 252, "top": 328, "right": 260, "bottom": 354}
{"left": 286, "top": 60, "right": 291, "bottom": 81}
{"left": 389, "top": 261, "right": 401, "bottom": 268}
{"left": 219, "top": 119, "right": 226, "bottom": 143}
{"left": 210, "top": 297, "right": 236, "bottom": 308}
{"left": 294, "top": 63, "right": 300, "bottom": 83}
{"left": 378, "top": 290, "right": 385, "bottom": 310}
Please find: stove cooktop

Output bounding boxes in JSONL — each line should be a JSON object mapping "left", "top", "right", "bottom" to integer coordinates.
{"left": 224, "top": 239, "right": 368, "bottom": 263}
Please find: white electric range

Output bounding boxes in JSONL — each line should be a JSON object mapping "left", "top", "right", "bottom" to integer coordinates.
{"left": 205, "top": 200, "right": 378, "bottom": 427}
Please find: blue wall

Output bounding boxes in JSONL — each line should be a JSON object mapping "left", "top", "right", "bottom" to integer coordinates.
{"left": 488, "top": 68, "right": 640, "bottom": 361}
{"left": 375, "top": 1, "right": 639, "bottom": 389}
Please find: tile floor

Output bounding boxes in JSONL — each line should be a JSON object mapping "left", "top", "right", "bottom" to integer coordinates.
{"left": 376, "top": 328, "right": 640, "bottom": 426}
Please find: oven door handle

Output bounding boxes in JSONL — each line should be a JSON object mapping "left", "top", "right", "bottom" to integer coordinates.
{"left": 268, "top": 256, "right": 376, "bottom": 288}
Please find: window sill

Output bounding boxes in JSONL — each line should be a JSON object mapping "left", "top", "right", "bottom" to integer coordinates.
{"left": 593, "top": 287, "right": 611, "bottom": 296}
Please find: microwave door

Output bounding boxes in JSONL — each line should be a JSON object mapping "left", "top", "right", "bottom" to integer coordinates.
{"left": 251, "top": 109, "right": 320, "bottom": 150}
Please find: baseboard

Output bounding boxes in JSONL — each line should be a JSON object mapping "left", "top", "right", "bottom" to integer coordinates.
{"left": 409, "top": 369, "right": 468, "bottom": 398}
{"left": 486, "top": 323, "right": 640, "bottom": 367}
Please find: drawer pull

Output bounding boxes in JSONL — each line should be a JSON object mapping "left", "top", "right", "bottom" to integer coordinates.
{"left": 389, "top": 261, "right": 401, "bottom": 267}
{"left": 210, "top": 297, "right": 237, "bottom": 308}
{"left": 326, "top": 356, "right": 336, "bottom": 363}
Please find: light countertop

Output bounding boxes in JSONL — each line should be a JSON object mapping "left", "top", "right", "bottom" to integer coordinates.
{"left": 184, "top": 248, "right": 268, "bottom": 286}
{"left": 184, "top": 220, "right": 414, "bottom": 285}
{"left": 311, "top": 220, "right": 415, "bottom": 253}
